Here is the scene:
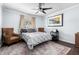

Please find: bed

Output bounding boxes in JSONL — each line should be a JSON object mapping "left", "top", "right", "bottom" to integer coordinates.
{"left": 21, "top": 29, "right": 52, "bottom": 49}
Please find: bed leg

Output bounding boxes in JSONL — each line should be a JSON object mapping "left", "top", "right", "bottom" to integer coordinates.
{"left": 28, "top": 45, "right": 33, "bottom": 50}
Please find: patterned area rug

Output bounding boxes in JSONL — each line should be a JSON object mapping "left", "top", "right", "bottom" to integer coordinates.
{"left": 0, "top": 41, "right": 71, "bottom": 55}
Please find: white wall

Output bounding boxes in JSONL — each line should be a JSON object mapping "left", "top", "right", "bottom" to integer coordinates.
{"left": 0, "top": 4, "right": 2, "bottom": 47}
{"left": 2, "top": 8, "right": 44, "bottom": 33}
{"left": 45, "top": 5, "right": 79, "bottom": 44}
{"left": 3, "top": 9, "right": 20, "bottom": 33}
{"left": 36, "top": 16, "right": 44, "bottom": 28}
{"left": 0, "top": 4, "right": 2, "bottom": 28}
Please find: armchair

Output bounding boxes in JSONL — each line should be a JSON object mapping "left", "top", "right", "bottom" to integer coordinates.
{"left": 2, "top": 28, "right": 20, "bottom": 45}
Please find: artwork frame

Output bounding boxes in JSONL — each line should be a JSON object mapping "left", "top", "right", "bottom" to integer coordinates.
{"left": 48, "top": 14, "right": 63, "bottom": 27}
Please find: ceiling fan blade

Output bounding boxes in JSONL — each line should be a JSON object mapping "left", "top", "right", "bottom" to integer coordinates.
{"left": 42, "top": 10, "right": 46, "bottom": 14}
{"left": 35, "top": 11, "right": 39, "bottom": 14}
{"left": 43, "top": 8, "right": 52, "bottom": 10}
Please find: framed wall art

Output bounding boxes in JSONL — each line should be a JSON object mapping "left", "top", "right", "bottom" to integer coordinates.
{"left": 48, "top": 14, "right": 63, "bottom": 27}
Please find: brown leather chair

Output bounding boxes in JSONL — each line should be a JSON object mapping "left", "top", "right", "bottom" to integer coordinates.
{"left": 2, "top": 28, "right": 20, "bottom": 45}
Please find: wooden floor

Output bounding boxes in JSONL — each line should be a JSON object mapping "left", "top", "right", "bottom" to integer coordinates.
{"left": 54, "top": 40, "right": 79, "bottom": 55}
{"left": 2, "top": 39, "right": 79, "bottom": 55}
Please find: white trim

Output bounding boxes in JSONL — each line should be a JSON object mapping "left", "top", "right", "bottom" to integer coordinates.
{"left": 2, "top": 5, "right": 44, "bottom": 17}
{"left": 47, "top": 4, "right": 79, "bottom": 16}
{"left": 59, "top": 39, "right": 75, "bottom": 44}
{"left": 62, "top": 4, "right": 79, "bottom": 12}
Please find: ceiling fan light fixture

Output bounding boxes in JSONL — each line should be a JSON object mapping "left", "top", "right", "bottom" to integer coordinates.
{"left": 33, "top": 3, "right": 52, "bottom": 14}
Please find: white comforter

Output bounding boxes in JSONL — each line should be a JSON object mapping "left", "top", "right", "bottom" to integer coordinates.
{"left": 22, "top": 32, "right": 52, "bottom": 49}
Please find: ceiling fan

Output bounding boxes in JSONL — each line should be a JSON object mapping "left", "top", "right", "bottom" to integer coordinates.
{"left": 33, "top": 3, "right": 52, "bottom": 14}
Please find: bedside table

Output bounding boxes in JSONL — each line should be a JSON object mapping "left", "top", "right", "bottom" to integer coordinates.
{"left": 50, "top": 29, "right": 59, "bottom": 41}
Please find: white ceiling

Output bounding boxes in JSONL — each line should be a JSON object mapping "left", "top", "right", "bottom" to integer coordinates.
{"left": 3, "top": 3, "right": 79, "bottom": 16}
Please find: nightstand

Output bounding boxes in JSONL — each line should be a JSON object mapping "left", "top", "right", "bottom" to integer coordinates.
{"left": 50, "top": 29, "right": 59, "bottom": 41}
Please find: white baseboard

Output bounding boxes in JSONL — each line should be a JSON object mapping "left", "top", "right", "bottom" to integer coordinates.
{"left": 59, "top": 39, "right": 75, "bottom": 44}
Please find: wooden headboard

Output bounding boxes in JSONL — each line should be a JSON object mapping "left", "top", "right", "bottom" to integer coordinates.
{"left": 38, "top": 28, "right": 44, "bottom": 32}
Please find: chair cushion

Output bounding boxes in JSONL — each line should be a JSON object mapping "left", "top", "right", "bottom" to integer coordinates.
{"left": 10, "top": 36, "right": 19, "bottom": 40}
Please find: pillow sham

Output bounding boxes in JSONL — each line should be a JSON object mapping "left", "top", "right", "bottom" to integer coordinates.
{"left": 32, "top": 29, "right": 36, "bottom": 32}
{"left": 20, "top": 29, "right": 27, "bottom": 33}
{"left": 21, "top": 29, "right": 36, "bottom": 33}
{"left": 27, "top": 29, "right": 36, "bottom": 32}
